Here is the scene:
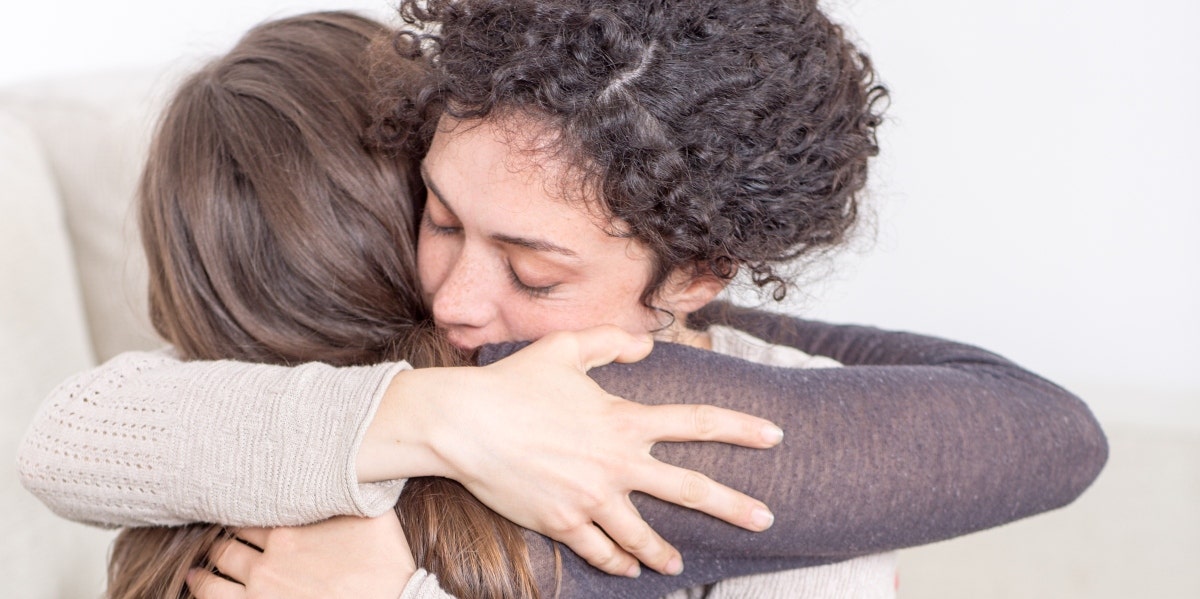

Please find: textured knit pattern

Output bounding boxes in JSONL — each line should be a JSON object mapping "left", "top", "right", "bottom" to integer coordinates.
{"left": 400, "top": 569, "right": 453, "bottom": 599}
{"left": 661, "top": 325, "right": 895, "bottom": 599}
{"left": 18, "top": 306, "right": 1108, "bottom": 598}
{"left": 18, "top": 349, "right": 409, "bottom": 528}
{"left": 498, "top": 306, "right": 1108, "bottom": 598}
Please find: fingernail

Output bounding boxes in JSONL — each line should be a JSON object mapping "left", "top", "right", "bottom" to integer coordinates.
{"left": 665, "top": 556, "right": 684, "bottom": 576}
{"left": 752, "top": 507, "right": 775, "bottom": 530}
{"left": 762, "top": 425, "right": 784, "bottom": 445}
{"left": 625, "top": 563, "right": 642, "bottom": 578}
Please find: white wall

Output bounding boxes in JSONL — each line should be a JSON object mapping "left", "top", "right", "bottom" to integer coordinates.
{"left": 4, "top": 0, "right": 1197, "bottom": 429}
{"left": 774, "top": 0, "right": 1200, "bottom": 430}
{"left": 0, "top": 0, "right": 398, "bottom": 84}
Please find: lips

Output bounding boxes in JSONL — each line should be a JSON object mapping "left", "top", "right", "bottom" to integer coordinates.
{"left": 443, "top": 329, "right": 485, "bottom": 352}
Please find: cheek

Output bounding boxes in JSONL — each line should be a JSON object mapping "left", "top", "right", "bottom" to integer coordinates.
{"left": 490, "top": 295, "right": 608, "bottom": 341}
{"left": 503, "top": 281, "right": 654, "bottom": 339}
{"left": 415, "top": 229, "right": 448, "bottom": 297}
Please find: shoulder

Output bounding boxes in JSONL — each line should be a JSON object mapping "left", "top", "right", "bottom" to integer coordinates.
{"left": 707, "top": 325, "right": 843, "bottom": 369}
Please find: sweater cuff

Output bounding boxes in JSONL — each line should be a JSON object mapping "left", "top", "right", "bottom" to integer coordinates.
{"left": 400, "top": 569, "right": 455, "bottom": 599}
{"left": 346, "top": 361, "right": 413, "bottom": 517}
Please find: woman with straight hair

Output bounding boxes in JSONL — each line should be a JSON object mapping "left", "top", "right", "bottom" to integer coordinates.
{"left": 107, "top": 11, "right": 561, "bottom": 598}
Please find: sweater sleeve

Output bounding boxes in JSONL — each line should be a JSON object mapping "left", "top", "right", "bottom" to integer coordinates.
{"left": 399, "top": 569, "right": 456, "bottom": 599}
{"left": 482, "top": 306, "right": 1109, "bottom": 599}
{"left": 17, "top": 349, "right": 410, "bottom": 528}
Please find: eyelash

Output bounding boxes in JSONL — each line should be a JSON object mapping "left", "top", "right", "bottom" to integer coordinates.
{"left": 422, "top": 213, "right": 460, "bottom": 236}
{"left": 506, "top": 262, "right": 557, "bottom": 299}
{"left": 424, "top": 213, "right": 556, "bottom": 298}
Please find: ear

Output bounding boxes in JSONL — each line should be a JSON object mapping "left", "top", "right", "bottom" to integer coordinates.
{"left": 658, "top": 265, "right": 728, "bottom": 315}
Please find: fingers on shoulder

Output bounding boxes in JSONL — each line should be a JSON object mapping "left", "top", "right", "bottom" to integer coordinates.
{"left": 638, "top": 462, "right": 774, "bottom": 533}
{"left": 540, "top": 326, "right": 653, "bottom": 368}
{"left": 646, "top": 403, "right": 781, "bottom": 447}
{"left": 592, "top": 499, "right": 682, "bottom": 576}
{"left": 556, "top": 523, "right": 641, "bottom": 578}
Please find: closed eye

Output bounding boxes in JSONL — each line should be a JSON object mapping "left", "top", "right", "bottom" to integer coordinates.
{"left": 506, "top": 262, "right": 557, "bottom": 298}
{"left": 422, "top": 211, "right": 461, "bottom": 236}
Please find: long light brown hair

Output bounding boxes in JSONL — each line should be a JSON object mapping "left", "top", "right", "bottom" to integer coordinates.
{"left": 108, "top": 12, "right": 540, "bottom": 598}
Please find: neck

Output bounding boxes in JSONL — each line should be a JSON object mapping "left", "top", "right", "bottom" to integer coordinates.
{"left": 653, "top": 315, "right": 711, "bottom": 350}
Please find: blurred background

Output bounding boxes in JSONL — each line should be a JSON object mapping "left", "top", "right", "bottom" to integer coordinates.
{"left": 2, "top": 0, "right": 1196, "bottom": 597}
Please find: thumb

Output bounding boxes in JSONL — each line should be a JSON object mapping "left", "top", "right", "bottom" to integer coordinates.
{"left": 546, "top": 325, "right": 654, "bottom": 370}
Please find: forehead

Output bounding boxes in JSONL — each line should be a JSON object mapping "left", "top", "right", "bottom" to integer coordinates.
{"left": 423, "top": 115, "right": 616, "bottom": 226}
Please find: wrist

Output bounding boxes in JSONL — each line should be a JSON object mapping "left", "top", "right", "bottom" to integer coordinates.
{"left": 356, "top": 367, "right": 458, "bottom": 483}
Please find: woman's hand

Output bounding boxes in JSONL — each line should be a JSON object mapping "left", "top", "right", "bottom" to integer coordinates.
{"left": 186, "top": 513, "right": 414, "bottom": 599}
{"left": 359, "top": 326, "right": 784, "bottom": 579}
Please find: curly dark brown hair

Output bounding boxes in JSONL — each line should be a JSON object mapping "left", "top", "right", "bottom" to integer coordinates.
{"left": 372, "top": 0, "right": 887, "bottom": 302}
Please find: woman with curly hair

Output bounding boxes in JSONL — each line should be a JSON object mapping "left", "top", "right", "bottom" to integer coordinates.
{"left": 21, "top": 1, "right": 1105, "bottom": 598}
{"left": 361, "top": 0, "right": 895, "bottom": 594}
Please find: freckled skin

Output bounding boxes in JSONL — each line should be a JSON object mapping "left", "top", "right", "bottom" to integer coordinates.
{"left": 418, "top": 116, "right": 679, "bottom": 350}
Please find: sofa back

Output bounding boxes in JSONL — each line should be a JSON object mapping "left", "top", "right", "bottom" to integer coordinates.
{"left": 1, "top": 69, "right": 180, "bottom": 362}
{"left": 0, "top": 67, "right": 179, "bottom": 598}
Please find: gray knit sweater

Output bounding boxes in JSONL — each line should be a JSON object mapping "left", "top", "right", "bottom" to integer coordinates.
{"left": 660, "top": 325, "right": 895, "bottom": 599}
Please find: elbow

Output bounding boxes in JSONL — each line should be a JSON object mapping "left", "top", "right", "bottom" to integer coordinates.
{"left": 15, "top": 436, "right": 35, "bottom": 494}
{"left": 15, "top": 429, "right": 61, "bottom": 514}
{"left": 15, "top": 430, "right": 120, "bottom": 530}
{"left": 1047, "top": 392, "right": 1110, "bottom": 510}
{"left": 1074, "top": 409, "right": 1110, "bottom": 499}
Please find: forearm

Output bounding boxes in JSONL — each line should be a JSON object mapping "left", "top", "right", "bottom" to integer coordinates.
{"left": 481, "top": 317, "right": 1107, "bottom": 597}
{"left": 691, "top": 301, "right": 1109, "bottom": 540}
{"left": 17, "top": 349, "right": 409, "bottom": 528}
{"left": 621, "top": 347, "right": 1105, "bottom": 554}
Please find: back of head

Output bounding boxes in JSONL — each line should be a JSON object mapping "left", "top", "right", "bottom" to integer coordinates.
{"left": 109, "top": 11, "right": 539, "bottom": 599}
{"left": 140, "top": 10, "right": 437, "bottom": 368}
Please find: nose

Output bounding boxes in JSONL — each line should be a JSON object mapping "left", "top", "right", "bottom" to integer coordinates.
{"left": 429, "top": 245, "right": 499, "bottom": 342}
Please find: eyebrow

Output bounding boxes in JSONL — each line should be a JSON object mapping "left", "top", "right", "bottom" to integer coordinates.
{"left": 420, "top": 164, "right": 580, "bottom": 258}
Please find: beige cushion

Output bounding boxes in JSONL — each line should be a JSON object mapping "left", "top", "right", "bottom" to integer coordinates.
{"left": 900, "top": 423, "right": 1200, "bottom": 598}
{"left": 0, "top": 108, "right": 115, "bottom": 599}
{"left": 0, "top": 68, "right": 186, "bottom": 361}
